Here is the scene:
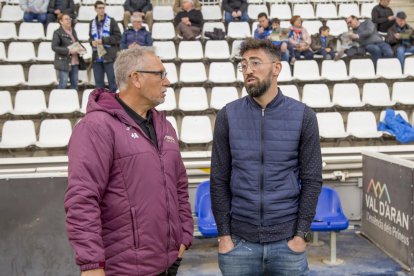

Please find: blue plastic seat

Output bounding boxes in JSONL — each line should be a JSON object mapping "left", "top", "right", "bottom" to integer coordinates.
{"left": 194, "top": 180, "right": 210, "bottom": 216}
{"left": 197, "top": 193, "right": 218, "bottom": 237}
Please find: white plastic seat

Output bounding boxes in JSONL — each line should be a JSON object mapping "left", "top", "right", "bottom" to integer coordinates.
{"left": 152, "top": 22, "right": 176, "bottom": 40}
{"left": 74, "top": 23, "right": 90, "bottom": 41}
{"left": 349, "top": 59, "right": 378, "bottom": 80}
{"left": 178, "top": 87, "right": 209, "bottom": 111}
{"left": 178, "top": 41, "right": 203, "bottom": 60}
{"left": 326, "top": 20, "right": 348, "bottom": 36}
{"left": 202, "top": 22, "right": 226, "bottom": 39}
{"left": 156, "top": 87, "right": 176, "bottom": 111}
{"left": 302, "top": 20, "right": 323, "bottom": 36}
{"left": 153, "top": 41, "right": 176, "bottom": 61}
{"left": 279, "top": 85, "right": 300, "bottom": 101}
{"left": 278, "top": 61, "right": 293, "bottom": 82}
{"left": 316, "top": 112, "right": 349, "bottom": 138}
{"left": 106, "top": 0, "right": 124, "bottom": 4}
{"left": 231, "top": 40, "right": 243, "bottom": 59}
{"left": 180, "top": 62, "right": 207, "bottom": 83}
{"left": 205, "top": 40, "right": 230, "bottom": 60}
{"left": 166, "top": 116, "right": 179, "bottom": 138}
{"left": 321, "top": 60, "right": 350, "bottom": 81}
{"left": 392, "top": 82, "right": 414, "bottom": 105}
{"left": 163, "top": 63, "right": 178, "bottom": 84}
{"left": 47, "top": 89, "right": 80, "bottom": 114}
{"left": 293, "top": 60, "right": 322, "bottom": 81}
{"left": 0, "top": 5, "right": 23, "bottom": 22}
{"left": 7, "top": 42, "right": 36, "bottom": 62}
{"left": 36, "top": 119, "right": 72, "bottom": 148}
{"left": 80, "top": 89, "right": 94, "bottom": 113}
{"left": 26, "top": 64, "right": 57, "bottom": 86}
{"left": 347, "top": 111, "right": 382, "bottom": 138}
{"left": 18, "top": 22, "right": 44, "bottom": 40}
{"left": 0, "top": 91, "right": 13, "bottom": 115}
{"left": 82, "top": 0, "right": 95, "bottom": 5}
{"left": 12, "top": 90, "right": 47, "bottom": 115}
{"left": 77, "top": 6, "right": 96, "bottom": 21}
{"left": 201, "top": 5, "right": 222, "bottom": 21}
{"left": 0, "top": 65, "right": 25, "bottom": 86}
{"left": 403, "top": 57, "right": 414, "bottom": 77}
{"left": 376, "top": 58, "right": 405, "bottom": 79}
{"left": 293, "top": 4, "right": 315, "bottom": 19}
{"left": 270, "top": 4, "right": 292, "bottom": 20}
{"left": 153, "top": 6, "right": 174, "bottom": 21}
{"left": 106, "top": 6, "right": 124, "bottom": 21}
{"left": 210, "top": 87, "right": 239, "bottom": 110}
{"left": 332, "top": 83, "right": 364, "bottom": 108}
{"left": 315, "top": 4, "right": 338, "bottom": 19}
{"left": 338, "top": 3, "right": 360, "bottom": 18}
{"left": 0, "top": 22, "right": 17, "bottom": 40}
{"left": 37, "top": 42, "right": 54, "bottom": 62}
{"left": 45, "top": 23, "right": 60, "bottom": 40}
{"left": 247, "top": 4, "right": 268, "bottom": 19}
{"left": 0, "top": 43, "right": 4, "bottom": 61}
{"left": 361, "top": 3, "right": 376, "bottom": 18}
{"left": 209, "top": 62, "right": 236, "bottom": 84}
{"left": 180, "top": 116, "right": 213, "bottom": 144}
{"left": 362, "top": 83, "right": 395, "bottom": 107}
{"left": 227, "top": 22, "right": 251, "bottom": 39}
{"left": 302, "top": 84, "right": 333, "bottom": 108}
{"left": 0, "top": 120, "right": 37, "bottom": 149}
{"left": 78, "top": 70, "right": 89, "bottom": 85}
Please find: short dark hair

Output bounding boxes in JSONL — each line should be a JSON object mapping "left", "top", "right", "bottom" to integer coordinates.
{"left": 271, "top": 18, "right": 280, "bottom": 25}
{"left": 319, "top": 26, "right": 330, "bottom": 33}
{"left": 94, "top": 0, "right": 105, "bottom": 8}
{"left": 257, "top": 12, "right": 268, "bottom": 19}
{"left": 239, "top": 38, "right": 281, "bottom": 61}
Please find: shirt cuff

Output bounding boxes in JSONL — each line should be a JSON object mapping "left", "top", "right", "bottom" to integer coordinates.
{"left": 80, "top": 262, "right": 105, "bottom": 271}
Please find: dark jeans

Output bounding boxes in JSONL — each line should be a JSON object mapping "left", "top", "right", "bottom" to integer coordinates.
{"left": 289, "top": 46, "right": 314, "bottom": 60}
{"left": 57, "top": 65, "right": 79, "bottom": 90}
{"left": 224, "top": 11, "right": 249, "bottom": 23}
{"left": 24, "top": 12, "right": 47, "bottom": 23}
{"left": 92, "top": 61, "right": 117, "bottom": 92}
{"left": 157, "top": 258, "right": 182, "bottom": 276}
{"left": 316, "top": 48, "right": 336, "bottom": 60}
{"left": 364, "top": 42, "right": 393, "bottom": 65}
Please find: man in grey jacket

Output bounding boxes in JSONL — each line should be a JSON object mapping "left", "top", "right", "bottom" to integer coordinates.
{"left": 19, "top": 0, "right": 48, "bottom": 23}
{"left": 346, "top": 15, "right": 393, "bottom": 65}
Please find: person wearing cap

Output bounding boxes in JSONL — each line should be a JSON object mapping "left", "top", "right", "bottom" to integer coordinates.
{"left": 386, "top": 11, "right": 414, "bottom": 68}
{"left": 121, "top": 14, "right": 153, "bottom": 49}
{"left": 372, "top": 0, "right": 395, "bottom": 33}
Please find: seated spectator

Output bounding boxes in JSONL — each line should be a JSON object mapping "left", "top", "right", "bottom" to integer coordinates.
{"left": 311, "top": 26, "right": 337, "bottom": 60}
{"left": 121, "top": 14, "right": 152, "bottom": 49}
{"left": 173, "top": 0, "right": 200, "bottom": 14}
{"left": 123, "top": 0, "right": 153, "bottom": 30}
{"left": 288, "top": 15, "right": 313, "bottom": 64}
{"left": 386, "top": 11, "right": 414, "bottom": 68}
{"left": 222, "top": 0, "right": 249, "bottom": 24}
{"left": 19, "top": 0, "right": 48, "bottom": 24}
{"left": 268, "top": 18, "right": 289, "bottom": 62}
{"left": 254, "top": 13, "right": 272, "bottom": 40}
{"left": 372, "top": 0, "right": 395, "bottom": 33}
{"left": 174, "top": 0, "right": 203, "bottom": 40}
{"left": 346, "top": 15, "right": 393, "bottom": 65}
{"left": 46, "top": 0, "right": 77, "bottom": 25}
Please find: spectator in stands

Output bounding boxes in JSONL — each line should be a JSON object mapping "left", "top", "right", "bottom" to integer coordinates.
{"left": 122, "top": 0, "right": 153, "bottom": 30}
{"left": 372, "top": 0, "right": 395, "bottom": 33}
{"left": 346, "top": 15, "right": 393, "bottom": 65}
{"left": 121, "top": 14, "right": 152, "bottom": 49}
{"left": 46, "top": 0, "right": 77, "bottom": 25}
{"left": 173, "top": 0, "right": 200, "bottom": 14}
{"left": 90, "top": 1, "right": 121, "bottom": 93}
{"left": 211, "top": 38, "right": 322, "bottom": 276}
{"left": 174, "top": 0, "right": 203, "bottom": 41}
{"left": 52, "top": 13, "right": 83, "bottom": 90}
{"left": 311, "top": 26, "right": 337, "bottom": 60}
{"left": 386, "top": 11, "right": 414, "bottom": 68}
{"left": 222, "top": 0, "right": 249, "bottom": 24}
{"left": 254, "top": 13, "right": 272, "bottom": 40}
{"left": 19, "top": 0, "right": 48, "bottom": 24}
{"left": 268, "top": 18, "right": 289, "bottom": 62}
{"left": 65, "top": 47, "right": 193, "bottom": 276}
{"left": 288, "top": 15, "right": 313, "bottom": 64}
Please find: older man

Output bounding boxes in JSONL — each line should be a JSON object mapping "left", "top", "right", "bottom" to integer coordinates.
{"left": 19, "top": 0, "right": 48, "bottom": 24}
{"left": 65, "top": 47, "right": 194, "bottom": 276}
{"left": 120, "top": 14, "right": 153, "bottom": 49}
{"left": 372, "top": 0, "right": 395, "bottom": 33}
{"left": 174, "top": 0, "right": 203, "bottom": 40}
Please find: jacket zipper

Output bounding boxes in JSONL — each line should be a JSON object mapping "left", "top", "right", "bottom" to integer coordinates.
{"left": 260, "top": 108, "right": 265, "bottom": 226}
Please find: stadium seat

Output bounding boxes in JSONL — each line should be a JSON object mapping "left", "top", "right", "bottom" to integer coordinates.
{"left": 316, "top": 112, "right": 348, "bottom": 139}
{"left": 302, "top": 84, "right": 333, "bottom": 108}
{"left": 74, "top": 23, "right": 90, "bottom": 41}
{"left": 106, "top": 6, "right": 124, "bottom": 21}
{"left": 332, "top": 83, "right": 364, "bottom": 108}
{"left": 279, "top": 85, "right": 300, "bottom": 101}
{"left": 36, "top": 119, "right": 72, "bottom": 148}
{"left": 0, "top": 91, "right": 13, "bottom": 116}
{"left": 205, "top": 40, "right": 230, "bottom": 60}
{"left": 392, "top": 82, "right": 414, "bottom": 105}
{"left": 153, "top": 41, "right": 176, "bottom": 61}
{"left": 403, "top": 57, "right": 414, "bottom": 77}
{"left": 178, "top": 41, "right": 204, "bottom": 60}
{"left": 45, "top": 23, "right": 60, "bottom": 40}
{"left": 379, "top": 110, "right": 408, "bottom": 123}
{"left": 338, "top": 3, "right": 360, "bottom": 18}
{"left": 178, "top": 87, "right": 209, "bottom": 112}
{"left": 196, "top": 181, "right": 218, "bottom": 237}
{"left": 77, "top": 6, "right": 95, "bottom": 21}
{"left": 78, "top": 70, "right": 89, "bottom": 85}
{"left": 37, "top": 42, "right": 54, "bottom": 62}
{"left": 302, "top": 20, "right": 323, "bottom": 36}
{"left": 321, "top": 60, "right": 350, "bottom": 81}
{"left": 155, "top": 87, "right": 176, "bottom": 111}
{"left": 247, "top": 4, "right": 268, "bottom": 19}
{"left": 241, "top": 87, "right": 248, "bottom": 97}
{"left": 166, "top": 116, "right": 179, "bottom": 138}
{"left": 0, "top": 5, "right": 23, "bottom": 22}
{"left": 0, "top": 65, "right": 25, "bottom": 86}
{"left": 347, "top": 111, "right": 382, "bottom": 138}
{"left": 163, "top": 63, "right": 178, "bottom": 84}
{"left": 194, "top": 180, "right": 210, "bottom": 216}
{"left": 18, "top": 22, "right": 44, "bottom": 40}
{"left": 360, "top": 2, "right": 376, "bottom": 18}
{"left": 201, "top": 5, "right": 222, "bottom": 21}
{"left": 0, "top": 22, "right": 17, "bottom": 40}
{"left": 0, "top": 43, "right": 4, "bottom": 61}
{"left": 315, "top": 3, "right": 338, "bottom": 19}
{"left": 12, "top": 90, "right": 47, "bottom": 115}
{"left": 293, "top": 4, "right": 315, "bottom": 19}
{"left": 231, "top": 40, "right": 243, "bottom": 59}
{"left": 82, "top": 0, "right": 95, "bottom": 5}
{"left": 180, "top": 116, "right": 213, "bottom": 144}
{"left": 376, "top": 58, "right": 405, "bottom": 79}
{"left": 152, "top": 22, "right": 176, "bottom": 40}
{"left": 106, "top": 0, "right": 123, "bottom": 4}
{"left": 236, "top": 64, "right": 244, "bottom": 82}
{"left": 7, "top": 42, "right": 36, "bottom": 62}
{"left": 179, "top": 62, "right": 207, "bottom": 83}
{"left": 118, "top": 22, "right": 124, "bottom": 33}
{"left": 202, "top": 22, "right": 226, "bottom": 39}
{"left": 326, "top": 20, "right": 348, "bottom": 36}
{"left": 26, "top": 64, "right": 57, "bottom": 86}
{"left": 362, "top": 82, "right": 395, "bottom": 107}
{"left": 208, "top": 62, "right": 236, "bottom": 84}
{"left": 210, "top": 87, "right": 239, "bottom": 110}
{"left": 293, "top": 60, "right": 322, "bottom": 81}
{"left": 80, "top": 89, "right": 94, "bottom": 113}
{"left": 278, "top": 61, "right": 293, "bottom": 82}
{"left": 227, "top": 22, "right": 251, "bottom": 39}
{"left": 270, "top": 4, "right": 292, "bottom": 20}
{"left": 0, "top": 120, "right": 37, "bottom": 149}
{"left": 349, "top": 59, "right": 378, "bottom": 80}
{"left": 153, "top": 6, "right": 174, "bottom": 21}
{"left": 47, "top": 89, "right": 80, "bottom": 114}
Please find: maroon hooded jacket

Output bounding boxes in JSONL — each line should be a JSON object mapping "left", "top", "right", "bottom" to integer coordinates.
{"left": 64, "top": 89, "right": 193, "bottom": 275}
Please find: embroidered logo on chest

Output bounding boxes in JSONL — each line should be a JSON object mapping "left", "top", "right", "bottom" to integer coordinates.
{"left": 126, "top": 126, "right": 139, "bottom": 139}
{"left": 164, "top": 135, "right": 176, "bottom": 143}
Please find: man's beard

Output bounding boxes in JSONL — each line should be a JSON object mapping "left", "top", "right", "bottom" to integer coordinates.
{"left": 245, "top": 72, "right": 272, "bottom": 98}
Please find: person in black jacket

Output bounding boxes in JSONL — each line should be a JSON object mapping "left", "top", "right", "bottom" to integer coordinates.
{"left": 46, "top": 0, "right": 77, "bottom": 25}
{"left": 174, "top": 0, "right": 203, "bottom": 40}
{"left": 222, "top": 0, "right": 249, "bottom": 24}
{"left": 122, "top": 0, "right": 153, "bottom": 30}
{"left": 52, "top": 13, "right": 83, "bottom": 90}
{"left": 372, "top": 0, "right": 395, "bottom": 33}
{"left": 89, "top": 1, "right": 121, "bottom": 92}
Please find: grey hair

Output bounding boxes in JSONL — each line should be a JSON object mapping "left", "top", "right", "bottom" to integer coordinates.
{"left": 130, "top": 14, "right": 142, "bottom": 23}
{"left": 114, "top": 47, "right": 156, "bottom": 91}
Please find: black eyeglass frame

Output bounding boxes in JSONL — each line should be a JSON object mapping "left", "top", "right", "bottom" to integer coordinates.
{"left": 132, "top": 70, "right": 168, "bottom": 79}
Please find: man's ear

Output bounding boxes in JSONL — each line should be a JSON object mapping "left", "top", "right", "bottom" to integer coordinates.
{"left": 274, "top": 61, "right": 282, "bottom": 77}
{"left": 131, "top": 72, "right": 142, "bottom": 89}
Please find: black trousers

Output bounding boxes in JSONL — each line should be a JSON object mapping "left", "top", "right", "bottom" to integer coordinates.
{"left": 157, "top": 258, "right": 182, "bottom": 276}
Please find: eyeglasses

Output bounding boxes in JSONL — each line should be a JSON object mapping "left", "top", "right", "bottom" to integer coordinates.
{"left": 132, "top": 70, "right": 168, "bottom": 80}
{"left": 238, "top": 60, "right": 276, "bottom": 72}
